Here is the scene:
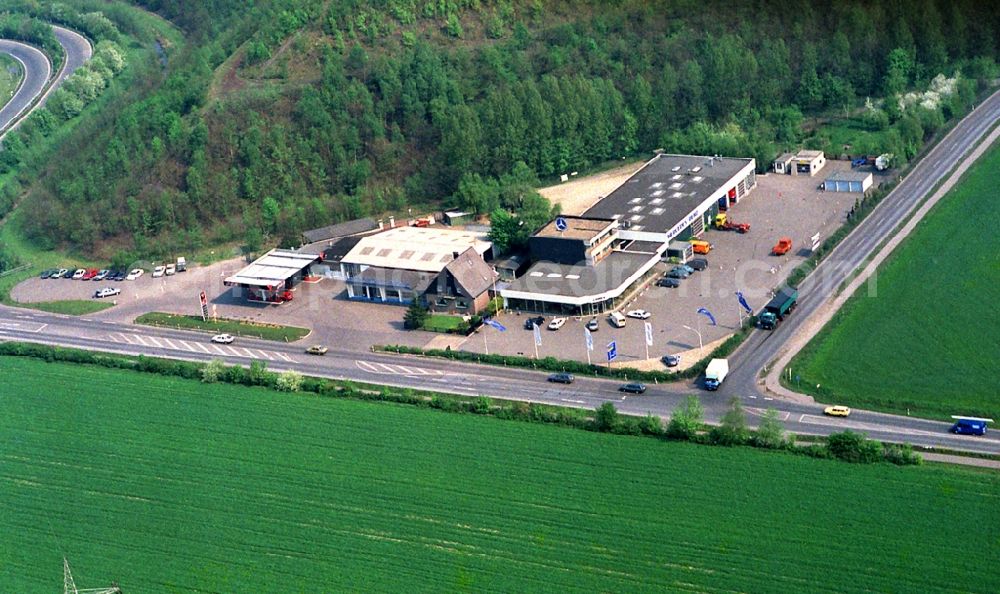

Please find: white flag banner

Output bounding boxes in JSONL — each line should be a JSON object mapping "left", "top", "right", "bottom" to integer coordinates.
{"left": 644, "top": 322, "right": 653, "bottom": 346}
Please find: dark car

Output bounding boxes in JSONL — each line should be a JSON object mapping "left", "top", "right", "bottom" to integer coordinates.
{"left": 524, "top": 316, "right": 545, "bottom": 330}
{"left": 547, "top": 373, "right": 574, "bottom": 384}
{"left": 688, "top": 258, "right": 709, "bottom": 271}
{"left": 657, "top": 277, "right": 681, "bottom": 288}
{"left": 661, "top": 354, "right": 681, "bottom": 367}
{"left": 40, "top": 269, "right": 56, "bottom": 279}
{"left": 112, "top": 269, "right": 127, "bottom": 281}
{"left": 667, "top": 266, "right": 691, "bottom": 279}
{"left": 619, "top": 382, "right": 647, "bottom": 394}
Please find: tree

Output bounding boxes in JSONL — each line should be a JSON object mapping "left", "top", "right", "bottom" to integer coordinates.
{"left": 487, "top": 208, "right": 519, "bottom": 255}
{"left": 201, "top": 359, "right": 226, "bottom": 383}
{"left": 666, "top": 395, "right": 703, "bottom": 440}
{"left": 883, "top": 48, "right": 914, "bottom": 96}
{"left": 594, "top": 402, "right": 619, "bottom": 432}
{"left": 753, "top": 408, "right": 787, "bottom": 449}
{"left": 249, "top": 359, "right": 271, "bottom": 386}
{"left": 275, "top": 369, "right": 303, "bottom": 392}
{"left": 403, "top": 300, "right": 429, "bottom": 329}
{"left": 827, "top": 430, "right": 884, "bottom": 463}
{"left": 710, "top": 396, "right": 749, "bottom": 445}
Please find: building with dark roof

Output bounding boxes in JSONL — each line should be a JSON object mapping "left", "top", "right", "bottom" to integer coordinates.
{"left": 423, "top": 248, "right": 498, "bottom": 314}
{"left": 583, "top": 153, "right": 756, "bottom": 244}
{"left": 301, "top": 218, "right": 379, "bottom": 244}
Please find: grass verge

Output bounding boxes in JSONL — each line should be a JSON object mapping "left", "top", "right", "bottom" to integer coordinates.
{"left": 0, "top": 53, "right": 24, "bottom": 104}
{"left": 12, "top": 299, "right": 114, "bottom": 315}
{"left": 135, "top": 311, "right": 310, "bottom": 341}
{"left": 0, "top": 352, "right": 995, "bottom": 592}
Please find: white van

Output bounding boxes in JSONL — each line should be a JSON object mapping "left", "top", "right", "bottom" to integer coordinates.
{"left": 609, "top": 311, "right": 627, "bottom": 328}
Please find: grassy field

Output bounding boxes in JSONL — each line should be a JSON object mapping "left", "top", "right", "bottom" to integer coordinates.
{"left": 11, "top": 299, "right": 115, "bottom": 315}
{"left": 135, "top": 312, "right": 310, "bottom": 341}
{"left": 789, "top": 141, "right": 1000, "bottom": 421}
{"left": 0, "top": 54, "right": 23, "bottom": 107}
{"left": 1, "top": 357, "right": 998, "bottom": 592}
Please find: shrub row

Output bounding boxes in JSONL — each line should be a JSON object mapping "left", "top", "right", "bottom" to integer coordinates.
{"left": 0, "top": 342, "right": 920, "bottom": 465}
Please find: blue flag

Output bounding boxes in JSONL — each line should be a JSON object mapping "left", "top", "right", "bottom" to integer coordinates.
{"left": 485, "top": 319, "right": 506, "bottom": 332}
{"left": 736, "top": 291, "right": 752, "bottom": 314}
{"left": 696, "top": 307, "right": 717, "bottom": 326}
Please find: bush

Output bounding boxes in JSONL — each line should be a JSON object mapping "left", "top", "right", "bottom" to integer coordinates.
{"left": 594, "top": 402, "right": 620, "bottom": 432}
{"left": 709, "top": 397, "right": 750, "bottom": 446}
{"left": 883, "top": 443, "right": 923, "bottom": 466}
{"left": 638, "top": 413, "right": 663, "bottom": 436}
{"left": 827, "top": 431, "right": 884, "bottom": 463}
{"left": 470, "top": 396, "right": 492, "bottom": 414}
{"left": 275, "top": 369, "right": 303, "bottom": 392}
{"left": 666, "top": 396, "right": 703, "bottom": 440}
{"left": 201, "top": 359, "right": 226, "bottom": 383}
{"left": 752, "top": 408, "right": 788, "bottom": 449}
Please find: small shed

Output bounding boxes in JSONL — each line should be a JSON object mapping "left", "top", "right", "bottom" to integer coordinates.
{"left": 772, "top": 153, "right": 795, "bottom": 174}
{"left": 444, "top": 211, "right": 472, "bottom": 226}
{"left": 664, "top": 240, "right": 694, "bottom": 262}
{"left": 823, "top": 171, "right": 873, "bottom": 193}
{"left": 491, "top": 253, "right": 529, "bottom": 280}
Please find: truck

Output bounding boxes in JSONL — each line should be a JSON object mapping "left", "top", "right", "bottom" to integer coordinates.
{"left": 713, "top": 213, "right": 751, "bottom": 233}
{"left": 704, "top": 358, "right": 729, "bottom": 391}
{"left": 759, "top": 287, "right": 798, "bottom": 330}
{"left": 772, "top": 237, "right": 793, "bottom": 255}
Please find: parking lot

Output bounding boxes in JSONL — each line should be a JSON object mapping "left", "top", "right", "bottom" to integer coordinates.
{"left": 460, "top": 161, "right": 863, "bottom": 368}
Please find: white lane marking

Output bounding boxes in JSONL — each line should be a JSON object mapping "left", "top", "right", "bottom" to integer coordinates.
{"left": 226, "top": 346, "right": 243, "bottom": 357}
{"left": 276, "top": 352, "right": 293, "bottom": 362}
{"left": 355, "top": 360, "right": 444, "bottom": 377}
{"left": 0, "top": 321, "right": 46, "bottom": 333}
{"left": 746, "top": 407, "right": 790, "bottom": 421}
{"left": 146, "top": 336, "right": 163, "bottom": 348}
{"left": 241, "top": 348, "right": 260, "bottom": 358}
{"left": 254, "top": 349, "right": 274, "bottom": 360}
{"left": 212, "top": 345, "right": 228, "bottom": 356}
{"left": 131, "top": 335, "right": 148, "bottom": 347}
{"left": 161, "top": 338, "right": 178, "bottom": 350}
{"left": 193, "top": 342, "right": 212, "bottom": 354}
{"left": 797, "top": 414, "right": 943, "bottom": 437}
{"left": 561, "top": 399, "right": 586, "bottom": 404}
{"left": 178, "top": 340, "right": 197, "bottom": 352}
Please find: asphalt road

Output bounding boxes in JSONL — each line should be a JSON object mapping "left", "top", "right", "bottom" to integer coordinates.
{"left": 0, "top": 306, "right": 998, "bottom": 455}
{"left": 0, "top": 25, "right": 91, "bottom": 135}
{"left": 722, "top": 88, "right": 1000, "bottom": 403}
{"left": 0, "top": 40, "right": 50, "bottom": 132}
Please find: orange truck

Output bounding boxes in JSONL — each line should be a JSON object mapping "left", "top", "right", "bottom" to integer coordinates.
{"left": 772, "top": 237, "right": 793, "bottom": 256}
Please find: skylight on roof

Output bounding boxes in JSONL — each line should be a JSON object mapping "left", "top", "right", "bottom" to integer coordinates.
{"left": 672, "top": 192, "right": 685, "bottom": 198}
{"left": 631, "top": 226, "right": 643, "bottom": 231}
{"left": 669, "top": 182, "right": 683, "bottom": 190}
{"left": 651, "top": 190, "right": 665, "bottom": 197}
{"left": 630, "top": 205, "right": 644, "bottom": 213}
{"left": 691, "top": 176, "right": 704, "bottom": 183}
{"left": 546, "top": 273, "right": 562, "bottom": 278}
{"left": 420, "top": 253, "right": 435, "bottom": 261}
{"left": 650, "top": 198, "right": 664, "bottom": 205}
{"left": 565, "top": 274, "right": 580, "bottom": 279}
{"left": 651, "top": 207, "right": 665, "bottom": 215}
{"left": 400, "top": 250, "right": 415, "bottom": 259}
{"left": 629, "top": 197, "right": 643, "bottom": 204}
{"left": 630, "top": 215, "right": 644, "bottom": 222}
{"left": 377, "top": 248, "right": 392, "bottom": 257}
{"left": 650, "top": 182, "right": 663, "bottom": 189}
{"left": 671, "top": 166, "right": 681, "bottom": 172}
{"left": 360, "top": 247, "right": 374, "bottom": 255}
{"left": 530, "top": 271, "right": 544, "bottom": 277}
{"left": 672, "top": 174, "right": 682, "bottom": 180}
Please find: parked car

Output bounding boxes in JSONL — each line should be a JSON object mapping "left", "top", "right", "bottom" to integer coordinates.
{"left": 656, "top": 277, "right": 681, "bottom": 288}
{"left": 547, "top": 373, "right": 574, "bottom": 384}
{"left": 81, "top": 268, "right": 99, "bottom": 281}
{"left": 165, "top": 263, "right": 176, "bottom": 276}
{"left": 93, "top": 287, "right": 120, "bottom": 299}
{"left": 626, "top": 309, "right": 651, "bottom": 320}
{"left": 687, "top": 258, "right": 709, "bottom": 271}
{"left": 772, "top": 237, "right": 793, "bottom": 256}
{"left": 586, "top": 318, "right": 599, "bottom": 331}
{"left": 55, "top": 268, "right": 70, "bottom": 279}
{"left": 93, "top": 269, "right": 110, "bottom": 281}
{"left": 211, "top": 333, "right": 235, "bottom": 344}
{"left": 71, "top": 269, "right": 86, "bottom": 280}
{"left": 112, "top": 269, "right": 128, "bottom": 281}
{"left": 126, "top": 268, "right": 144, "bottom": 281}
{"left": 306, "top": 345, "right": 329, "bottom": 355}
{"left": 667, "top": 266, "right": 691, "bottom": 279}
{"left": 547, "top": 317, "right": 567, "bottom": 330}
{"left": 823, "top": 405, "right": 851, "bottom": 417}
{"left": 676, "top": 263, "right": 695, "bottom": 274}
{"left": 619, "top": 382, "right": 647, "bottom": 394}
{"left": 152, "top": 265, "right": 166, "bottom": 278}
{"left": 661, "top": 354, "right": 681, "bottom": 367}
{"left": 523, "top": 316, "right": 545, "bottom": 330}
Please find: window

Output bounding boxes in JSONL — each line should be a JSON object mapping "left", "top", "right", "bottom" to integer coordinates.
{"left": 456, "top": 299, "right": 468, "bottom": 309}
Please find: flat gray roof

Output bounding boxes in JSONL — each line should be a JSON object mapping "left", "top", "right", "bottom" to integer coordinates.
{"left": 825, "top": 171, "right": 873, "bottom": 182}
{"left": 224, "top": 249, "right": 319, "bottom": 287}
{"left": 583, "top": 154, "right": 753, "bottom": 234}
{"left": 535, "top": 216, "right": 616, "bottom": 240}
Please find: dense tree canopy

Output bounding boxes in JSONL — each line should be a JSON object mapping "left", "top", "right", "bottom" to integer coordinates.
{"left": 1, "top": 0, "right": 997, "bottom": 257}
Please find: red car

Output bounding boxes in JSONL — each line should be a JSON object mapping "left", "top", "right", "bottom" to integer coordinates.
{"left": 772, "top": 237, "right": 793, "bottom": 256}
{"left": 81, "top": 268, "right": 100, "bottom": 280}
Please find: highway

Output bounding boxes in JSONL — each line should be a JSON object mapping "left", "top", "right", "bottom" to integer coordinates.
{"left": 1, "top": 305, "right": 998, "bottom": 456}
{"left": 0, "top": 25, "right": 91, "bottom": 136}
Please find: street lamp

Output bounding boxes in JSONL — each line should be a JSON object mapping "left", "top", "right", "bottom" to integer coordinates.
{"left": 682, "top": 324, "right": 703, "bottom": 350}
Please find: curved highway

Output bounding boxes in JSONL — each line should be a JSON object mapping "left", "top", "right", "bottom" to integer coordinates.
{"left": 0, "top": 25, "right": 92, "bottom": 135}
{"left": 0, "top": 40, "right": 50, "bottom": 132}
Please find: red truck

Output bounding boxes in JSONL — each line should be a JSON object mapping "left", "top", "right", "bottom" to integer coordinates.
{"left": 772, "top": 237, "right": 793, "bottom": 256}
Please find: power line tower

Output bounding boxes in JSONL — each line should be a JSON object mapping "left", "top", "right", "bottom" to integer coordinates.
{"left": 64, "top": 557, "right": 121, "bottom": 594}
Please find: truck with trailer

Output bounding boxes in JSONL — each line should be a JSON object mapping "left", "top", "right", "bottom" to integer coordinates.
{"left": 759, "top": 287, "right": 798, "bottom": 330}
{"left": 704, "top": 358, "right": 729, "bottom": 391}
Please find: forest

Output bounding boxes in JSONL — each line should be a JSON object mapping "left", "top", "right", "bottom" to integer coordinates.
{"left": 1, "top": 0, "right": 998, "bottom": 259}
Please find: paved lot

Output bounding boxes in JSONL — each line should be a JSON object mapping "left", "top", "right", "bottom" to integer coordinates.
{"left": 9, "top": 162, "right": 869, "bottom": 360}
{"left": 462, "top": 161, "right": 863, "bottom": 367}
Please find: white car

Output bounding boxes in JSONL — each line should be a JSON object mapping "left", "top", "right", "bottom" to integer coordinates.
{"left": 126, "top": 268, "right": 144, "bottom": 281}
{"left": 165, "top": 263, "right": 176, "bottom": 275}
{"left": 626, "top": 309, "right": 651, "bottom": 320}
{"left": 93, "top": 287, "right": 121, "bottom": 298}
{"left": 152, "top": 265, "right": 166, "bottom": 278}
{"left": 211, "top": 333, "right": 235, "bottom": 344}
{"left": 547, "top": 317, "right": 567, "bottom": 330}
{"left": 71, "top": 268, "right": 86, "bottom": 280}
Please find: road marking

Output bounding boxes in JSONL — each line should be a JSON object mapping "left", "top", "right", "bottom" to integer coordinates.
{"left": 192, "top": 342, "right": 211, "bottom": 354}
{"left": 254, "top": 349, "right": 273, "bottom": 360}
{"left": 212, "top": 345, "right": 228, "bottom": 356}
{"left": 746, "top": 407, "right": 790, "bottom": 421}
{"left": 131, "top": 335, "right": 148, "bottom": 347}
{"left": 161, "top": 338, "right": 178, "bottom": 350}
{"left": 276, "top": 352, "right": 293, "bottom": 362}
{"left": 0, "top": 321, "right": 46, "bottom": 333}
{"left": 225, "top": 346, "right": 243, "bottom": 357}
{"left": 178, "top": 340, "right": 197, "bottom": 352}
{"left": 146, "top": 336, "right": 163, "bottom": 348}
{"left": 356, "top": 360, "right": 444, "bottom": 377}
{"left": 561, "top": 399, "right": 586, "bottom": 404}
{"left": 797, "top": 414, "right": 943, "bottom": 437}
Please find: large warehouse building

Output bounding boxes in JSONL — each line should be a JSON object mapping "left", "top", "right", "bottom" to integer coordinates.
{"left": 501, "top": 154, "right": 757, "bottom": 314}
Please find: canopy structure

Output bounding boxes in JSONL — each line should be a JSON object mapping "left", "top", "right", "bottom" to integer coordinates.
{"left": 224, "top": 249, "right": 319, "bottom": 302}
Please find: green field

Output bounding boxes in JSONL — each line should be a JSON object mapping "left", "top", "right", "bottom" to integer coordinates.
{"left": 12, "top": 299, "right": 115, "bottom": 315}
{"left": 789, "top": 141, "right": 1000, "bottom": 420}
{"left": 1, "top": 357, "right": 998, "bottom": 592}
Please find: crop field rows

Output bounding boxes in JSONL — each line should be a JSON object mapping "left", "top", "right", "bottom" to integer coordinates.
{"left": 0, "top": 357, "right": 998, "bottom": 592}
{"left": 792, "top": 141, "right": 1000, "bottom": 420}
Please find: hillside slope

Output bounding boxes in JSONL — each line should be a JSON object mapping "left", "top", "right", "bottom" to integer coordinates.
{"left": 3, "top": 0, "right": 999, "bottom": 258}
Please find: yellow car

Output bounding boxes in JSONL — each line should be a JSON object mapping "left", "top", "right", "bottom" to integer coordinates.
{"left": 306, "top": 345, "right": 329, "bottom": 356}
{"left": 824, "top": 405, "right": 851, "bottom": 417}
